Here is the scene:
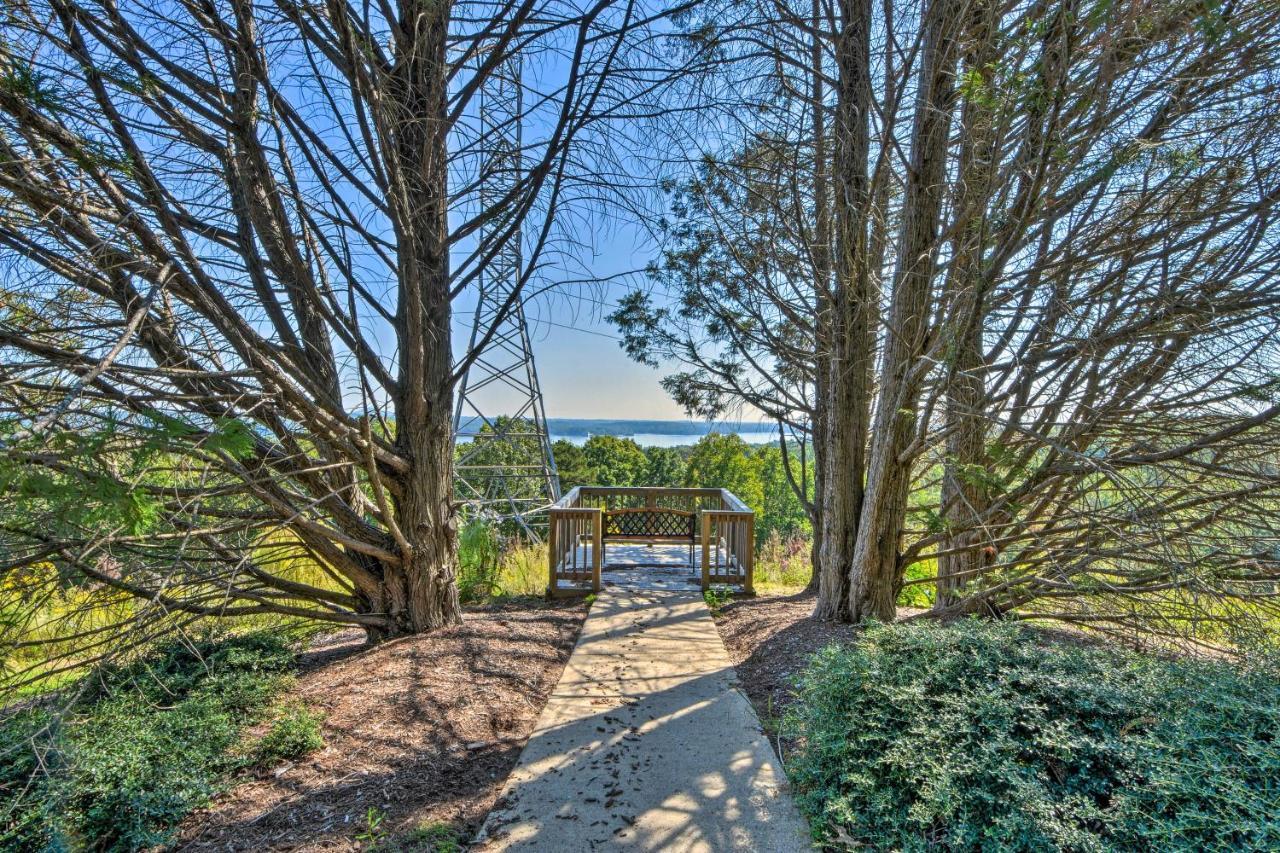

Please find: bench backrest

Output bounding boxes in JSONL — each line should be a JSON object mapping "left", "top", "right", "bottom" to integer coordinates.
{"left": 602, "top": 507, "right": 695, "bottom": 540}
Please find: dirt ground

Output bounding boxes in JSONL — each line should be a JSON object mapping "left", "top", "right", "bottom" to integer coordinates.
{"left": 176, "top": 599, "right": 588, "bottom": 851}
{"left": 713, "top": 592, "right": 858, "bottom": 731}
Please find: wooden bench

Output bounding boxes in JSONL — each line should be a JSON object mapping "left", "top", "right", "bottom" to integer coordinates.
{"left": 600, "top": 507, "right": 696, "bottom": 565}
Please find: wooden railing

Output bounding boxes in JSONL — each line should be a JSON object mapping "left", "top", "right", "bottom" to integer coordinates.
{"left": 701, "top": 489, "right": 755, "bottom": 593}
{"left": 547, "top": 486, "right": 754, "bottom": 597}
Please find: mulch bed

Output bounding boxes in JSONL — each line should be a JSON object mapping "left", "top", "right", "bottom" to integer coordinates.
{"left": 177, "top": 599, "right": 589, "bottom": 851}
{"left": 714, "top": 592, "right": 859, "bottom": 731}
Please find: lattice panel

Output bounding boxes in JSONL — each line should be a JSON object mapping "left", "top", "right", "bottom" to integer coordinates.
{"left": 603, "top": 510, "right": 695, "bottom": 539}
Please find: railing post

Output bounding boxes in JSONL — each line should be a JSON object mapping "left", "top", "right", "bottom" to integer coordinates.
{"left": 700, "top": 511, "right": 712, "bottom": 590}
{"left": 547, "top": 510, "right": 559, "bottom": 597}
{"left": 744, "top": 512, "right": 755, "bottom": 594}
{"left": 591, "top": 508, "right": 603, "bottom": 593}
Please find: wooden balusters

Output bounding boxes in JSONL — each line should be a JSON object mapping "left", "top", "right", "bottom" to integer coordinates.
{"left": 547, "top": 486, "right": 754, "bottom": 597}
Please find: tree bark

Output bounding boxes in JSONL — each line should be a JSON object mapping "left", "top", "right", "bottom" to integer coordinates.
{"left": 937, "top": 0, "right": 999, "bottom": 608}
{"left": 805, "top": 0, "right": 830, "bottom": 597}
{"left": 847, "top": 0, "right": 964, "bottom": 623}
{"left": 380, "top": 0, "right": 462, "bottom": 636}
{"left": 814, "top": 0, "right": 874, "bottom": 620}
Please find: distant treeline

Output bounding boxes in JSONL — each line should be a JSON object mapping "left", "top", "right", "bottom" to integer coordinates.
{"left": 459, "top": 417, "right": 777, "bottom": 439}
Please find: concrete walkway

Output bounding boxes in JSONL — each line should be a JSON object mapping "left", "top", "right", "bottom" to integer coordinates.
{"left": 474, "top": 584, "right": 812, "bottom": 851}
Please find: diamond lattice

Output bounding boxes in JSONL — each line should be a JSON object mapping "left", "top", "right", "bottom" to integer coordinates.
{"left": 603, "top": 510, "right": 695, "bottom": 539}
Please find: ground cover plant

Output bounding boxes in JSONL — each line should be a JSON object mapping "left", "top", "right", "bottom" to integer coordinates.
{"left": 0, "top": 631, "right": 307, "bottom": 851}
{"left": 786, "top": 620, "right": 1280, "bottom": 851}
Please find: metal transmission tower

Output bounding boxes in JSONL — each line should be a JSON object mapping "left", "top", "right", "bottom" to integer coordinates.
{"left": 453, "top": 50, "right": 561, "bottom": 529}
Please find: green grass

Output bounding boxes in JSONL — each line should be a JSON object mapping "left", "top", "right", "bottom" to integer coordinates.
{"left": 495, "top": 540, "right": 548, "bottom": 597}
{"left": 1, "top": 631, "right": 318, "bottom": 851}
{"left": 786, "top": 619, "right": 1280, "bottom": 851}
{"left": 457, "top": 518, "right": 548, "bottom": 602}
{"left": 371, "top": 820, "right": 465, "bottom": 852}
{"left": 753, "top": 531, "right": 812, "bottom": 594}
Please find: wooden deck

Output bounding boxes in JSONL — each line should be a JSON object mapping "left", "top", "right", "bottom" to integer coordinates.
{"left": 547, "top": 487, "right": 754, "bottom": 597}
{"left": 551, "top": 543, "right": 702, "bottom": 593}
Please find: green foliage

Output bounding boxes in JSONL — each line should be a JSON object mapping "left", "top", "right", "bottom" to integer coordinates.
{"left": 581, "top": 435, "right": 647, "bottom": 486}
{"left": 454, "top": 417, "right": 547, "bottom": 505}
{"left": 0, "top": 411, "right": 254, "bottom": 546}
{"left": 684, "top": 433, "right": 764, "bottom": 515}
{"left": 0, "top": 632, "right": 297, "bottom": 851}
{"left": 1, "top": 431, "right": 161, "bottom": 538}
{"left": 703, "top": 586, "right": 733, "bottom": 614}
{"left": 0, "top": 60, "right": 61, "bottom": 110}
{"left": 0, "top": 708, "right": 62, "bottom": 850}
{"left": 897, "top": 558, "right": 938, "bottom": 609}
{"left": 754, "top": 531, "right": 812, "bottom": 592}
{"left": 556, "top": 433, "right": 811, "bottom": 546}
{"left": 457, "top": 519, "right": 547, "bottom": 601}
{"left": 639, "top": 446, "right": 686, "bottom": 487}
{"left": 787, "top": 620, "right": 1280, "bottom": 851}
{"left": 357, "top": 806, "right": 390, "bottom": 847}
{"left": 457, "top": 518, "right": 503, "bottom": 602}
{"left": 205, "top": 417, "right": 257, "bottom": 459}
{"left": 756, "top": 445, "right": 811, "bottom": 538}
{"left": 494, "top": 540, "right": 547, "bottom": 598}
{"left": 551, "top": 439, "right": 592, "bottom": 491}
{"left": 254, "top": 703, "right": 324, "bottom": 766}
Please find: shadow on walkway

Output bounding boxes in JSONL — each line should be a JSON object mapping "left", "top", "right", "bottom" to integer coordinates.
{"left": 474, "top": 588, "right": 812, "bottom": 852}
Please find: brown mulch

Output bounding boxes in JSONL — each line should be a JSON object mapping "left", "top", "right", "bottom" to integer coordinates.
{"left": 714, "top": 592, "right": 859, "bottom": 729}
{"left": 176, "top": 599, "right": 589, "bottom": 851}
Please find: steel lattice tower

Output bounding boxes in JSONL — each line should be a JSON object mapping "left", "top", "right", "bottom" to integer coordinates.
{"left": 453, "top": 52, "right": 561, "bottom": 529}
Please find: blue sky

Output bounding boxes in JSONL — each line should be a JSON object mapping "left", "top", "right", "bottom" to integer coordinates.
{"left": 444, "top": 8, "right": 749, "bottom": 423}
{"left": 451, "top": 211, "right": 688, "bottom": 420}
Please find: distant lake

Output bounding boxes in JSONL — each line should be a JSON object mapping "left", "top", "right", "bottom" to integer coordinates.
{"left": 457, "top": 416, "right": 785, "bottom": 448}
{"left": 552, "top": 429, "right": 777, "bottom": 448}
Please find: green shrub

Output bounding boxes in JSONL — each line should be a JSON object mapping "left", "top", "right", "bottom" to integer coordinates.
{"left": 786, "top": 620, "right": 1280, "bottom": 852}
{"left": 254, "top": 703, "right": 324, "bottom": 765}
{"left": 457, "top": 518, "right": 502, "bottom": 602}
{"left": 0, "top": 631, "right": 296, "bottom": 851}
{"left": 0, "top": 707, "right": 64, "bottom": 850}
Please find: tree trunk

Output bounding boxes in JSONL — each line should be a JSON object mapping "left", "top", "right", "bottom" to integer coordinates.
{"left": 937, "top": 0, "right": 999, "bottom": 608}
{"left": 805, "top": 0, "right": 829, "bottom": 597}
{"left": 390, "top": 393, "right": 461, "bottom": 634}
{"left": 847, "top": 0, "right": 964, "bottom": 623}
{"left": 814, "top": 0, "right": 874, "bottom": 620}
{"left": 377, "top": 0, "right": 463, "bottom": 637}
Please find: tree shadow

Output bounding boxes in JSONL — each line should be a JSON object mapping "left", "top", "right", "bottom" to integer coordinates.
{"left": 472, "top": 588, "right": 812, "bottom": 851}
{"left": 176, "top": 602, "right": 588, "bottom": 850}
